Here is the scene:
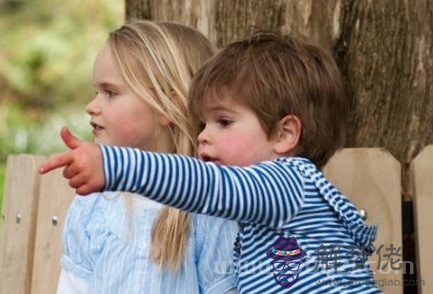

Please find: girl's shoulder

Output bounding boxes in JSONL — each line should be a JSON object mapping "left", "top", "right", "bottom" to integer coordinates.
{"left": 66, "top": 192, "right": 122, "bottom": 223}
{"left": 61, "top": 192, "right": 120, "bottom": 280}
{"left": 63, "top": 192, "right": 121, "bottom": 240}
{"left": 66, "top": 192, "right": 163, "bottom": 240}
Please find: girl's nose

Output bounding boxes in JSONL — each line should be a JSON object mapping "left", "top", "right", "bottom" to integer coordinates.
{"left": 85, "top": 96, "right": 101, "bottom": 116}
{"left": 197, "top": 126, "right": 210, "bottom": 145}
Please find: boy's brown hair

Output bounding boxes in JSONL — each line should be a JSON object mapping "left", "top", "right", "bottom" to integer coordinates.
{"left": 189, "top": 31, "right": 348, "bottom": 168}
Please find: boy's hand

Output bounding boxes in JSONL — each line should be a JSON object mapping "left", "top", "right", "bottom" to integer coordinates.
{"left": 38, "top": 127, "right": 105, "bottom": 195}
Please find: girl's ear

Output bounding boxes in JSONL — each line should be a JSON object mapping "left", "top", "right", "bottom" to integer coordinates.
{"left": 158, "top": 89, "right": 185, "bottom": 126}
{"left": 158, "top": 89, "right": 181, "bottom": 126}
{"left": 159, "top": 115, "right": 171, "bottom": 126}
{"left": 273, "top": 115, "right": 302, "bottom": 154}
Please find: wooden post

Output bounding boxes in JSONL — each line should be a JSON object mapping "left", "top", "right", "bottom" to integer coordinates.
{"left": 0, "top": 155, "right": 46, "bottom": 294}
{"left": 30, "top": 156, "right": 75, "bottom": 294}
{"left": 324, "top": 148, "right": 403, "bottom": 294}
{"left": 410, "top": 145, "right": 433, "bottom": 294}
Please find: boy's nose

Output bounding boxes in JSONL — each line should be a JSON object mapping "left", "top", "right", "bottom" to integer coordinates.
{"left": 85, "top": 97, "right": 101, "bottom": 116}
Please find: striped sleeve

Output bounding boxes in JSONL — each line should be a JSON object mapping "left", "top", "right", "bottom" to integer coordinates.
{"left": 100, "top": 145, "right": 305, "bottom": 229}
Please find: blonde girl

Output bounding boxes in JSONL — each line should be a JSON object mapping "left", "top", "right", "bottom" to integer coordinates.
{"left": 55, "top": 21, "right": 238, "bottom": 294}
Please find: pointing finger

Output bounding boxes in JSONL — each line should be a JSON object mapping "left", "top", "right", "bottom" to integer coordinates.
{"left": 38, "top": 152, "right": 74, "bottom": 174}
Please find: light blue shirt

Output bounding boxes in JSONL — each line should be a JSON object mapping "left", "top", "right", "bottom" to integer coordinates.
{"left": 61, "top": 192, "right": 238, "bottom": 294}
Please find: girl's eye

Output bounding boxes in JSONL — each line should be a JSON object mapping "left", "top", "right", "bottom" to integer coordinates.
{"left": 217, "top": 118, "right": 232, "bottom": 127}
{"left": 105, "top": 90, "right": 116, "bottom": 98}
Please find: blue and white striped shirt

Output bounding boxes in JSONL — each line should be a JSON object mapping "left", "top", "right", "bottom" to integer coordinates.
{"left": 100, "top": 145, "right": 384, "bottom": 294}
{"left": 61, "top": 192, "right": 238, "bottom": 294}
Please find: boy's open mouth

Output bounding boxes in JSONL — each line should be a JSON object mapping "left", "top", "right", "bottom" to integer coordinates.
{"left": 200, "top": 154, "right": 220, "bottom": 164}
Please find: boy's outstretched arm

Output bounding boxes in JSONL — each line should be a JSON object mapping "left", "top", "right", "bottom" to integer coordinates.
{"left": 38, "top": 127, "right": 105, "bottom": 195}
{"left": 100, "top": 145, "right": 305, "bottom": 229}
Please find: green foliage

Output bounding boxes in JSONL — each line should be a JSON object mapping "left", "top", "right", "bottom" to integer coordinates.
{"left": 0, "top": 0, "right": 124, "bottom": 210}
{"left": 0, "top": 0, "right": 125, "bottom": 109}
{"left": 0, "top": 0, "right": 123, "bottom": 157}
{"left": 0, "top": 103, "right": 93, "bottom": 159}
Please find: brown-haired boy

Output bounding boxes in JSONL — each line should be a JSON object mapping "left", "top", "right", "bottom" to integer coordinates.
{"left": 40, "top": 32, "right": 383, "bottom": 293}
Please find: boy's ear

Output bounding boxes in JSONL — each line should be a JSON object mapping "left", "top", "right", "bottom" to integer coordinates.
{"left": 273, "top": 115, "right": 302, "bottom": 154}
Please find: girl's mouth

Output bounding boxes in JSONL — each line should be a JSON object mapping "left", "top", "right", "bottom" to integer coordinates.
{"left": 90, "top": 122, "right": 104, "bottom": 134}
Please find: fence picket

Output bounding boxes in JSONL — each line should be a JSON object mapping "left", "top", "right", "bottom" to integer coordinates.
{"left": 410, "top": 145, "right": 433, "bottom": 294}
{"left": 30, "top": 156, "right": 75, "bottom": 294}
{"left": 324, "top": 148, "right": 403, "bottom": 294}
{"left": 0, "top": 155, "right": 46, "bottom": 294}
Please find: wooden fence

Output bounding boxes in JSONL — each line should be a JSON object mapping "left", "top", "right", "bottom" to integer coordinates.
{"left": 0, "top": 147, "right": 432, "bottom": 294}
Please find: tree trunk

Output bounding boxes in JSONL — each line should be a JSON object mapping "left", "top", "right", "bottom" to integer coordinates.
{"left": 335, "top": 0, "right": 433, "bottom": 181}
{"left": 125, "top": 0, "right": 342, "bottom": 50}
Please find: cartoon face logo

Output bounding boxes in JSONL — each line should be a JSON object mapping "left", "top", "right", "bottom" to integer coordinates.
{"left": 271, "top": 261, "right": 302, "bottom": 289}
{"left": 266, "top": 236, "right": 306, "bottom": 289}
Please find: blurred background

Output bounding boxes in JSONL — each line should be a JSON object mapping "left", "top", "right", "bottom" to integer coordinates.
{"left": 0, "top": 0, "right": 125, "bottom": 212}
{"left": 0, "top": 1, "right": 431, "bottom": 292}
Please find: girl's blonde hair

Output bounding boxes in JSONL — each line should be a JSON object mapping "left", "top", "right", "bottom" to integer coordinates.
{"left": 107, "top": 21, "right": 215, "bottom": 271}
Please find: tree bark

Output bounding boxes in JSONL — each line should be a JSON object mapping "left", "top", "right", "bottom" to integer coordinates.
{"left": 125, "top": 0, "right": 433, "bottom": 188}
{"left": 125, "top": 0, "right": 342, "bottom": 49}
{"left": 336, "top": 0, "right": 433, "bottom": 176}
